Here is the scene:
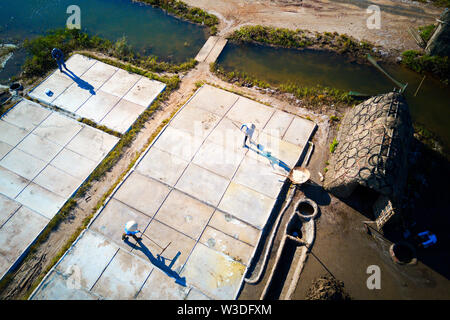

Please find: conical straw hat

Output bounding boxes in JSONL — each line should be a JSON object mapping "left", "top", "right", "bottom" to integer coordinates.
{"left": 125, "top": 220, "right": 138, "bottom": 232}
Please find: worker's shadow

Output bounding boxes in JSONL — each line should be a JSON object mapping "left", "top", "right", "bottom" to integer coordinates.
{"left": 246, "top": 142, "right": 291, "bottom": 172}
{"left": 123, "top": 238, "right": 186, "bottom": 287}
{"left": 62, "top": 69, "right": 96, "bottom": 95}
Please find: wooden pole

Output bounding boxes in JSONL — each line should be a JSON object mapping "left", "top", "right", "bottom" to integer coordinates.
{"left": 414, "top": 75, "right": 426, "bottom": 97}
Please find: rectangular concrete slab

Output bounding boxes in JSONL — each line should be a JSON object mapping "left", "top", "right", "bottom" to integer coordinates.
{"left": 175, "top": 163, "right": 230, "bottom": 207}
{"left": 208, "top": 210, "right": 260, "bottom": 247}
{"left": 91, "top": 248, "right": 152, "bottom": 300}
{"left": 65, "top": 126, "right": 119, "bottom": 162}
{"left": 186, "top": 84, "right": 239, "bottom": 117}
{"left": 206, "top": 116, "right": 256, "bottom": 151}
{"left": 152, "top": 126, "right": 204, "bottom": 162}
{"left": 79, "top": 61, "right": 118, "bottom": 90}
{"left": 64, "top": 54, "right": 97, "bottom": 75}
{"left": 113, "top": 172, "right": 171, "bottom": 217}
{"left": 0, "top": 141, "right": 13, "bottom": 160}
{"left": 33, "top": 112, "right": 83, "bottom": 146}
{"left": 233, "top": 154, "right": 285, "bottom": 199}
{"left": 135, "top": 219, "right": 197, "bottom": 271}
{"left": 28, "top": 71, "right": 75, "bottom": 105}
{"left": 0, "top": 254, "right": 11, "bottom": 280}
{"left": 33, "top": 165, "right": 82, "bottom": 198}
{"left": 169, "top": 105, "right": 221, "bottom": 139}
{"left": 218, "top": 181, "right": 276, "bottom": 230}
{"left": 56, "top": 230, "right": 119, "bottom": 291}
{"left": 0, "top": 206, "right": 48, "bottom": 264}
{"left": 90, "top": 198, "right": 152, "bottom": 246}
{"left": 154, "top": 189, "right": 215, "bottom": 240}
{"left": 180, "top": 243, "right": 246, "bottom": 300}
{"left": 50, "top": 148, "right": 97, "bottom": 180}
{"left": 0, "top": 166, "right": 29, "bottom": 199}
{"left": 0, "top": 194, "right": 21, "bottom": 227}
{"left": 122, "top": 77, "right": 166, "bottom": 108}
{"left": 137, "top": 268, "right": 190, "bottom": 300}
{"left": 135, "top": 147, "right": 189, "bottom": 186}
{"left": 16, "top": 133, "right": 63, "bottom": 162}
{"left": 283, "top": 116, "right": 317, "bottom": 147}
{"left": 100, "top": 68, "right": 142, "bottom": 98}
{"left": 2, "top": 99, "right": 51, "bottom": 131}
{"left": 186, "top": 287, "right": 212, "bottom": 300}
{"left": 0, "top": 148, "right": 47, "bottom": 180}
{"left": 192, "top": 139, "right": 246, "bottom": 180}
{"left": 52, "top": 83, "right": 94, "bottom": 113}
{"left": 15, "top": 182, "right": 67, "bottom": 220}
{"left": 99, "top": 99, "right": 146, "bottom": 134}
{"left": 199, "top": 226, "right": 254, "bottom": 266}
{"left": 75, "top": 90, "right": 121, "bottom": 123}
{"left": 226, "top": 97, "right": 274, "bottom": 129}
{"left": 30, "top": 270, "right": 99, "bottom": 300}
{"left": 263, "top": 109, "right": 295, "bottom": 139}
{"left": 0, "top": 121, "right": 30, "bottom": 146}
{"left": 251, "top": 131, "right": 304, "bottom": 169}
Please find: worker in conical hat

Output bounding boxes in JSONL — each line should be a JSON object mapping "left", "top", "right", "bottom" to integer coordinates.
{"left": 241, "top": 123, "right": 256, "bottom": 148}
{"left": 122, "top": 220, "right": 142, "bottom": 241}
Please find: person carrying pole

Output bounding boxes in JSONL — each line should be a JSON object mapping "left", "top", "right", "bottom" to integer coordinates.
{"left": 51, "top": 48, "right": 68, "bottom": 72}
{"left": 241, "top": 123, "right": 256, "bottom": 148}
{"left": 122, "top": 220, "right": 142, "bottom": 241}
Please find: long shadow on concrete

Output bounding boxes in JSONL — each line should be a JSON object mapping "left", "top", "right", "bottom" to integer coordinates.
{"left": 123, "top": 238, "right": 187, "bottom": 286}
{"left": 246, "top": 143, "right": 291, "bottom": 172}
{"left": 62, "top": 69, "right": 96, "bottom": 95}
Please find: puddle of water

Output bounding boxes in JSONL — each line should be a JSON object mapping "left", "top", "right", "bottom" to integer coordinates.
{"left": 0, "top": 0, "right": 209, "bottom": 82}
{"left": 217, "top": 42, "right": 450, "bottom": 149}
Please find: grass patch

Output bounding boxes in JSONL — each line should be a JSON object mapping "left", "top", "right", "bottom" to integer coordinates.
{"left": 21, "top": 28, "right": 197, "bottom": 82}
{"left": 137, "top": 0, "right": 219, "bottom": 34}
{"left": 330, "top": 137, "right": 339, "bottom": 153}
{"left": 401, "top": 50, "right": 449, "bottom": 83}
{"left": 78, "top": 118, "right": 122, "bottom": 138}
{"left": 210, "top": 61, "right": 355, "bottom": 108}
{"left": 418, "top": 24, "right": 437, "bottom": 43}
{"left": 228, "top": 25, "right": 379, "bottom": 62}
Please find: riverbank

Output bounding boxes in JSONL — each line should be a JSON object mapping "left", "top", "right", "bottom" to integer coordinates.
{"left": 135, "top": 0, "right": 219, "bottom": 34}
{"left": 228, "top": 25, "right": 387, "bottom": 63}
{"left": 184, "top": 0, "right": 443, "bottom": 53}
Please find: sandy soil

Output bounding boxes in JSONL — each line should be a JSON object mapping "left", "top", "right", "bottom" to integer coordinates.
{"left": 185, "top": 0, "right": 442, "bottom": 54}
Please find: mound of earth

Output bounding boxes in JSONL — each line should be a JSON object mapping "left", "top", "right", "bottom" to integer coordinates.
{"left": 305, "top": 275, "right": 351, "bottom": 300}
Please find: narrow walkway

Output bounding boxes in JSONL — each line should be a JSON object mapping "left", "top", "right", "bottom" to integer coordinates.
{"left": 195, "top": 36, "right": 228, "bottom": 64}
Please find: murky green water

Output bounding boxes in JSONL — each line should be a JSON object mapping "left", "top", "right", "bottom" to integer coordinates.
{"left": 0, "top": 0, "right": 209, "bottom": 81}
{"left": 217, "top": 42, "right": 450, "bottom": 148}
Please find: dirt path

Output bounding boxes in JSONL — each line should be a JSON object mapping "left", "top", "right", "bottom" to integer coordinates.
{"left": 185, "top": 0, "right": 442, "bottom": 54}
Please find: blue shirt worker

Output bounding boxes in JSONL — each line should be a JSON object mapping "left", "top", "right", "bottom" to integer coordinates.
{"left": 51, "top": 48, "right": 68, "bottom": 72}
{"left": 417, "top": 230, "right": 437, "bottom": 248}
{"left": 241, "top": 123, "right": 256, "bottom": 148}
{"left": 122, "top": 220, "right": 142, "bottom": 241}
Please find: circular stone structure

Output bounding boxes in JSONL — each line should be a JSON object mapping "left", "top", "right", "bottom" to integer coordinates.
{"left": 389, "top": 242, "right": 417, "bottom": 265}
{"left": 295, "top": 198, "right": 318, "bottom": 220}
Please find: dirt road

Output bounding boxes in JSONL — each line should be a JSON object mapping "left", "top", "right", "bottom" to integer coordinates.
{"left": 185, "top": 0, "right": 442, "bottom": 53}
